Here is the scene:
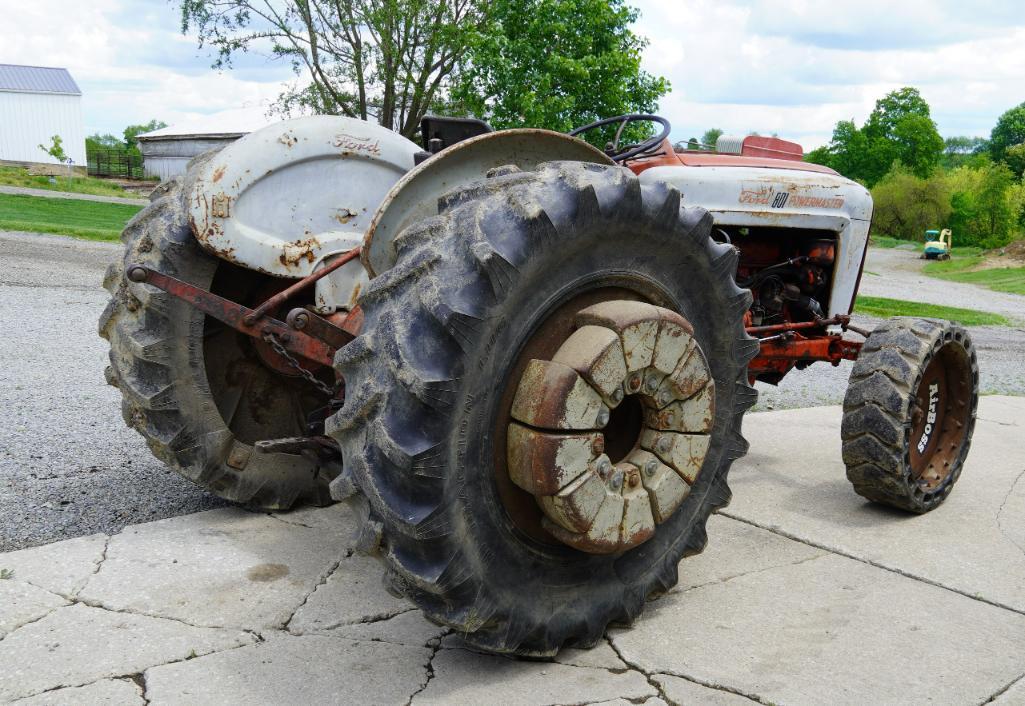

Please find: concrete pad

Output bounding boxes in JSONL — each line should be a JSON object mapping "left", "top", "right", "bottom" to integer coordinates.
{"left": 0, "top": 580, "right": 66, "bottom": 636}
{"left": 610, "top": 553, "right": 1025, "bottom": 706}
{"left": 79, "top": 508, "right": 354, "bottom": 630}
{"left": 729, "top": 397, "right": 1025, "bottom": 613}
{"left": 591, "top": 699, "right": 667, "bottom": 706}
{"left": 555, "top": 640, "right": 628, "bottom": 670}
{"left": 11, "top": 678, "right": 145, "bottom": 705}
{"left": 144, "top": 633, "right": 430, "bottom": 705}
{"left": 993, "top": 675, "right": 1025, "bottom": 705}
{"left": 329, "top": 609, "right": 447, "bottom": 647}
{"left": 0, "top": 603, "right": 253, "bottom": 702}
{"left": 676, "top": 514, "right": 826, "bottom": 591}
{"left": 0, "top": 533, "right": 107, "bottom": 596}
{"left": 413, "top": 648, "right": 655, "bottom": 705}
{"left": 654, "top": 674, "right": 758, "bottom": 705}
{"left": 289, "top": 552, "right": 409, "bottom": 633}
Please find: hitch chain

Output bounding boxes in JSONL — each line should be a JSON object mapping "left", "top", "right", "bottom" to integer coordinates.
{"left": 262, "top": 332, "right": 339, "bottom": 397}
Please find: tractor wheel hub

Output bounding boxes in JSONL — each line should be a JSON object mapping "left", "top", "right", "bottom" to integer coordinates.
{"left": 507, "top": 301, "right": 715, "bottom": 554}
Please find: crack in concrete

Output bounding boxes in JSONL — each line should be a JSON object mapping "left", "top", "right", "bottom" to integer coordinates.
{"left": 293, "top": 606, "right": 419, "bottom": 637}
{"left": 0, "top": 601, "right": 67, "bottom": 644}
{"left": 977, "top": 416, "right": 1018, "bottom": 427}
{"left": 981, "top": 670, "right": 1025, "bottom": 704}
{"left": 598, "top": 635, "right": 676, "bottom": 700}
{"left": 720, "top": 511, "right": 1025, "bottom": 617}
{"left": 69, "top": 595, "right": 248, "bottom": 634}
{"left": 996, "top": 467, "right": 1025, "bottom": 558}
{"left": 282, "top": 552, "right": 348, "bottom": 632}
{"left": 124, "top": 673, "right": 149, "bottom": 705}
{"left": 676, "top": 552, "right": 830, "bottom": 596}
{"left": 265, "top": 512, "right": 316, "bottom": 529}
{"left": 404, "top": 630, "right": 446, "bottom": 706}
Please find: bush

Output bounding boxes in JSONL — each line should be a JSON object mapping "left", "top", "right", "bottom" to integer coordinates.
{"left": 870, "top": 166, "right": 951, "bottom": 240}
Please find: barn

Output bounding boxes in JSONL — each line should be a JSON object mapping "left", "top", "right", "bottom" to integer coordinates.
{"left": 137, "top": 107, "right": 279, "bottom": 181}
{"left": 0, "top": 64, "right": 86, "bottom": 168}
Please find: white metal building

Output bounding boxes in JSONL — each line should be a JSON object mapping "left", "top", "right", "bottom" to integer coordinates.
{"left": 0, "top": 64, "right": 85, "bottom": 167}
{"left": 137, "top": 107, "right": 280, "bottom": 181}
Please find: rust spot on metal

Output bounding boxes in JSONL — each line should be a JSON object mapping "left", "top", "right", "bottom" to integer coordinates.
{"left": 334, "top": 207, "right": 358, "bottom": 225}
{"left": 211, "top": 193, "right": 231, "bottom": 218}
{"left": 278, "top": 237, "right": 321, "bottom": 268}
{"left": 278, "top": 132, "right": 298, "bottom": 148}
{"left": 211, "top": 165, "right": 226, "bottom": 183}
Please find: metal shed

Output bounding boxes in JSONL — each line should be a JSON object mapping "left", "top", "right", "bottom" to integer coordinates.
{"left": 0, "top": 64, "right": 86, "bottom": 167}
{"left": 137, "top": 107, "right": 279, "bottom": 181}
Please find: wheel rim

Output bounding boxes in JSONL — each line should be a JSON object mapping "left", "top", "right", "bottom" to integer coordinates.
{"left": 909, "top": 341, "right": 973, "bottom": 491}
{"left": 498, "top": 294, "right": 715, "bottom": 554}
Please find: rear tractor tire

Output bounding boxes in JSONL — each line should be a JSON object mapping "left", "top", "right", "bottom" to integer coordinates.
{"left": 327, "top": 161, "right": 758, "bottom": 655}
{"left": 99, "top": 154, "right": 340, "bottom": 509}
{"left": 841, "top": 317, "right": 978, "bottom": 512}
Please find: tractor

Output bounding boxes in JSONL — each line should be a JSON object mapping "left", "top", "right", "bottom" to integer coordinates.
{"left": 923, "top": 228, "right": 953, "bottom": 259}
{"left": 100, "top": 114, "right": 979, "bottom": 656}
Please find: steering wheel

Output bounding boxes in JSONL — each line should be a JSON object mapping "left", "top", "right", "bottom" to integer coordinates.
{"left": 568, "top": 114, "right": 671, "bottom": 162}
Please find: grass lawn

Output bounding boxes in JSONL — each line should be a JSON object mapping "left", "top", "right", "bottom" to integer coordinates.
{"left": 923, "top": 255, "right": 1025, "bottom": 296}
{"left": 854, "top": 295, "right": 1009, "bottom": 327}
{"left": 0, "top": 166, "right": 135, "bottom": 198}
{"left": 0, "top": 193, "right": 141, "bottom": 241}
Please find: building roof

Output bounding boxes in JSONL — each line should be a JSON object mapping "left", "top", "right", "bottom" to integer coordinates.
{"left": 138, "top": 106, "right": 279, "bottom": 141}
{"left": 0, "top": 64, "right": 81, "bottom": 95}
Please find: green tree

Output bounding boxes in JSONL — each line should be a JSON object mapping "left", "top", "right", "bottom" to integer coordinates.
{"left": 870, "top": 165, "right": 951, "bottom": 240}
{"left": 942, "top": 136, "right": 990, "bottom": 169}
{"left": 700, "top": 128, "right": 723, "bottom": 148}
{"left": 452, "top": 0, "right": 668, "bottom": 133}
{"left": 180, "top": 0, "right": 486, "bottom": 138}
{"left": 989, "top": 101, "right": 1025, "bottom": 172}
{"left": 809, "top": 88, "right": 943, "bottom": 185}
{"left": 38, "top": 135, "right": 68, "bottom": 163}
{"left": 945, "top": 163, "right": 1018, "bottom": 247}
{"left": 1006, "top": 144, "right": 1025, "bottom": 183}
{"left": 123, "top": 120, "right": 168, "bottom": 153}
{"left": 975, "top": 162, "right": 1015, "bottom": 246}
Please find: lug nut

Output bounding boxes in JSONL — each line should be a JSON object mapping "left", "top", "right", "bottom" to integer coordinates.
{"left": 644, "top": 374, "right": 659, "bottom": 393}
{"left": 591, "top": 436, "right": 605, "bottom": 456}
{"left": 609, "top": 469, "right": 624, "bottom": 491}
{"left": 657, "top": 435, "right": 672, "bottom": 454}
{"left": 611, "top": 387, "right": 624, "bottom": 404}
{"left": 628, "top": 471, "right": 641, "bottom": 488}
{"left": 663, "top": 412, "right": 675, "bottom": 427}
{"left": 127, "top": 265, "right": 147, "bottom": 282}
{"left": 659, "top": 390, "right": 673, "bottom": 406}
{"left": 644, "top": 458, "right": 658, "bottom": 476}
{"left": 596, "top": 408, "right": 610, "bottom": 427}
{"left": 628, "top": 373, "right": 642, "bottom": 392}
{"left": 597, "top": 456, "right": 612, "bottom": 478}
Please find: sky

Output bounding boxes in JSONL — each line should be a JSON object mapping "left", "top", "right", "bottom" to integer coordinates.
{"left": 1, "top": 0, "right": 1023, "bottom": 149}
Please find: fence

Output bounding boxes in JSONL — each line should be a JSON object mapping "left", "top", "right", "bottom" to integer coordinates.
{"left": 87, "top": 150, "right": 145, "bottom": 179}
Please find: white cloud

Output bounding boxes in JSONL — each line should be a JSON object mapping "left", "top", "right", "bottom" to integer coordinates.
{"left": 1, "top": 0, "right": 1022, "bottom": 149}
{"left": 633, "top": 0, "right": 1025, "bottom": 148}
{"left": 0, "top": 0, "right": 291, "bottom": 135}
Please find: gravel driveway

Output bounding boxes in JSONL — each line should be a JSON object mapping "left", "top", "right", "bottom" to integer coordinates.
{"left": 0, "top": 232, "right": 226, "bottom": 551}
{"left": 2, "top": 230, "right": 1022, "bottom": 550}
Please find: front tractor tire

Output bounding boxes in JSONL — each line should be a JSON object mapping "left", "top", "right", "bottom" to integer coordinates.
{"left": 99, "top": 156, "right": 339, "bottom": 509}
{"left": 327, "top": 161, "right": 758, "bottom": 655}
{"left": 842, "top": 317, "right": 979, "bottom": 512}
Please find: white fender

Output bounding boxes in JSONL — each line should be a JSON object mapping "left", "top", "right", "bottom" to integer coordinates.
{"left": 188, "top": 115, "right": 421, "bottom": 312}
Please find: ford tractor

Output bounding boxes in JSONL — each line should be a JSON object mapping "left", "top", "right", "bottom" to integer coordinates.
{"left": 101, "top": 114, "right": 978, "bottom": 656}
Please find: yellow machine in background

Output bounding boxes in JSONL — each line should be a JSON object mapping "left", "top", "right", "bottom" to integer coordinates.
{"left": 923, "top": 228, "right": 952, "bottom": 259}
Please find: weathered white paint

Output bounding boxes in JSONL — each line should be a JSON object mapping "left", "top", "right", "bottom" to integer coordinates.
{"left": 638, "top": 164, "right": 873, "bottom": 317}
{"left": 0, "top": 91, "right": 85, "bottom": 165}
